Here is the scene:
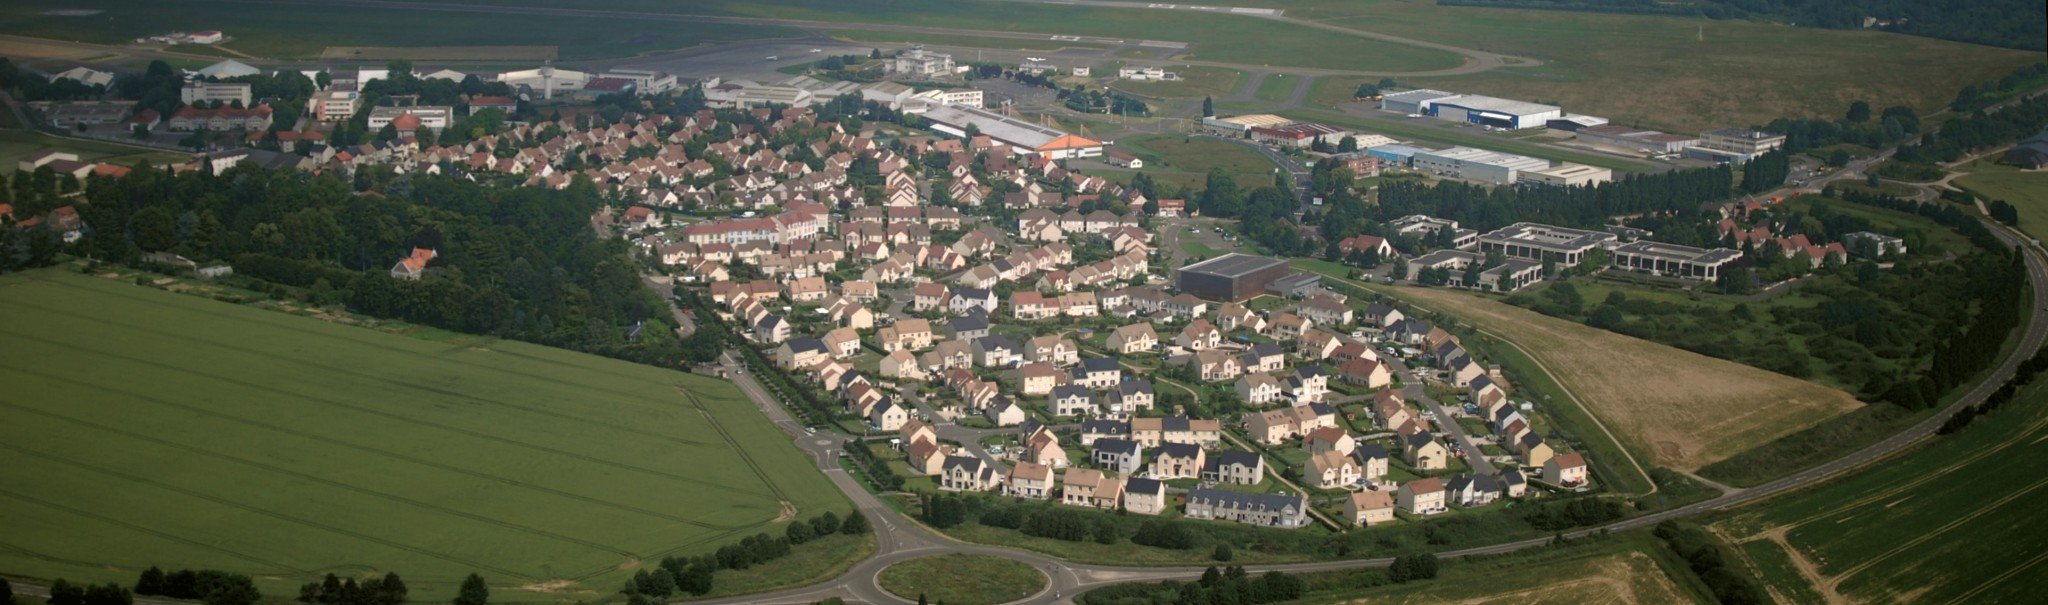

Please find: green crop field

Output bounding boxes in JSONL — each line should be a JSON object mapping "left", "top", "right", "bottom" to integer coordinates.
{"left": 0, "top": 270, "right": 846, "bottom": 602}
{"left": 1288, "top": 1, "right": 2038, "bottom": 133}
{"left": 0, "top": 0, "right": 798, "bottom": 60}
{"left": 1956, "top": 159, "right": 2048, "bottom": 244}
{"left": 1713, "top": 380, "right": 2048, "bottom": 603}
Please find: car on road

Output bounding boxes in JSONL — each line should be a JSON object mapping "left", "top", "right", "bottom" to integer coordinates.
{"left": 808, "top": 48, "right": 822, "bottom": 53}
{"left": 1406, "top": 113, "right": 1421, "bottom": 118}
{"left": 765, "top": 55, "right": 779, "bottom": 61}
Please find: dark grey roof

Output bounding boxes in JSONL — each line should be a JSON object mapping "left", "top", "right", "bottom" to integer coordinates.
{"left": 1500, "top": 468, "right": 1525, "bottom": 485}
{"left": 1367, "top": 303, "right": 1398, "bottom": 317}
{"left": 1156, "top": 442, "right": 1201, "bottom": 459}
{"left": 1159, "top": 416, "right": 1194, "bottom": 432}
{"left": 1081, "top": 419, "right": 1129, "bottom": 435}
{"left": 1354, "top": 443, "right": 1389, "bottom": 461}
{"left": 975, "top": 335, "right": 1020, "bottom": 350}
{"left": 1119, "top": 379, "right": 1154, "bottom": 395}
{"left": 1187, "top": 486, "right": 1303, "bottom": 512}
{"left": 950, "top": 316, "right": 989, "bottom": 332}
{"left": 1251, "top": 343, "right": 1284, "bottom": 357}
{"left": 957, "top": 287, "right": 993, "bottom": 300}
{"left": 1094, "top": 437, "right": 1140, "bottom": 455}
{"left": 1178, "top": 253, "right": 1287, "bottom": 278}
{"left": 1083, "top": 357, "right": 1120, "bottom": 372}
{"left": 942, "top": 455, "right": 983, "bottom": 472}
{"left": 1308, "top": 402, "right": 1335, "bottom": 417}
{"left": 1052, "top": 385, "right": 1093, "bottom": 400}
{"left": 787, "top": 337, "right": 827, "bottom": 353}
{"left": 1408, "top": 432, "right": 1436, "bottom": 448}
{"left": 1208, "top": 450, "right": 1262, "bottom": 470}
{"left": 1125, "top": 477, "right": 1164, "bottom": 494}
{"left": 1470, "top": 375, "right": 1494, "bottom": 391}
{"left": 1020, "top": 420, "right": 1047, "bottom": 436}
{"left": 1295, "top": 365, "right": 1329, "bottom": 379}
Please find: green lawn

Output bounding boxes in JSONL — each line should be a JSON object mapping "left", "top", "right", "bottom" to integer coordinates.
{"left": 0, "top": 0, "right": 798, "bottom": 60}
{"left": 1292, "top": 1, "right": 2037, "bottom": 134}
{"left": 0, "top": 269, "right": 847, "bottom": 602}
{"left": 1110, "top": 134, "right": 1280, "bottom": 192}
{"left": 0, "top": 130, "right": 190, "bottom": 173}
{"left": 1713, "top": 380, "right": 2048, "bottom": 603}
{"left": 825, "top": 29, "right": 1107, "bottom": 52}
{"left": 1955, "top": 159, "right": 2048, "bottom": 244}
{"left": 1254, "top": 73, "right": 1298, "bottom": 104}
{"left": 1110, "top": 66, "right": 1248, "bottom": 100}
{"left": 877, "top": 554, "right": 1046, "bottom": 605}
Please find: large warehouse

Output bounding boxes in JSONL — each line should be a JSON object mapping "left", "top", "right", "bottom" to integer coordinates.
{"left": 1177, "top": 254, "right": 1293, "bottom": 301}
{"left": 922, "top": 105, "right": 1104, "bottom": 159}
{"left": 1380, "top": 89, "right": 1561, "bottom": 129}
{"left": 1412, "top": 147, "right": 1551, "bottom": 185}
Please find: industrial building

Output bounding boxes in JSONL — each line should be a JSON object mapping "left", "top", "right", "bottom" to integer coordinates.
{"left": 1390, "top": 215, "right": 1478, "bottom": 249}
{"left": 1249, "top": 122, "right": 1348, "bottom": 148}
{"left": 1573, "top": 125, "right": 1699, "bottom": 155}
{"left": 1412, "top": 147, "right": 1550, "bottom": 185}
{"left": 1519, "top": 163, "right": 1614, "bottom": 187}
{"left": 1381, "top": 89, "right": 1561, "bottom": 129}
{"left": 922, "top": 105, "right": 1103, "bottom": 159}
{"left": 180, "top": 82, "right": 252, "bottom": 106}
{"left": 1177, "top": 254, "right": 1293, "bottom": 301}
{"left": 1684, "top": 129, "right": 1786, "bottom": 163}
{"left": 1202, "top": 114, "right": 1293, "bottom": 133}
{"left": 1545, "top": 114, "right": 1610, "bottom": 132}
{"left": 1477, "top": 223, "right": 1618, "bottom": 268}
{"left": 1609, "top": 241, "right": 1743, "bottom": 279}
{"left": 1403, "top": 250, "right": 1544, "bottom": 292}
{"left": 1365, "top": 144, "right": 1428, "bottom": 166}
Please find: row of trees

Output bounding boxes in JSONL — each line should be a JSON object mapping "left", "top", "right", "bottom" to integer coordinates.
{"left": 294, "top": 573, "right": 406, "bottom": 605}
{"left": 1371, "top": 164, "right": 1735, "bottom": 232}
{"left": 133, "top": 568, "right": 260, "bottom": 605}
{"left": 1940, "top": 347, "right": 2048, "bottom": 433}
{"left": 1652, "top": 521, "right": 1769, "bottom": 605}
{"left": 42, "top": 581, "right": 131, "bottom": 605}
{"left": 1894, "top": 93, "right": 2048, "bottom": 165}
{"left": 619, "top": 512, "right": 869, "bottom": 603}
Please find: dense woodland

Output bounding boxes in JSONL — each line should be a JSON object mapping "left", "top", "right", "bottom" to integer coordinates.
{"left": 1437, "top": 0, "right": 2045, "bottom": 51}
{"left": 25, "top": 165, "right": 688, "bottom": 366}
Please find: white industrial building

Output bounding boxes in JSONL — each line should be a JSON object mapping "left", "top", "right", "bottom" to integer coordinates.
{"left": 1381, "top": 89, "right": 1561, "bottom": 129}
{"left": 1574, "top": 125, "right": 1699, "bottom": 155}
{"left": 1519, "top": 163, "right": 1613, "bottom": 187}
{"left": 1412, "top": 147, "right": 1551, "bottom": 185}
{"left": 1684, "top": 129, "right": 1787, "bottom": 164}
{"left": 497, "top": 65, "right": 590, "bottom": 100}
{"left": 921, "top": 105, "right": 1103, "bottom": 159}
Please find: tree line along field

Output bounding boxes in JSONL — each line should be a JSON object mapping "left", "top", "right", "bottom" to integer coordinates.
{"left": 1710, "top": 380, "right": 2048, "bottom": 603}
{"left": 0, "top": 0, "right": 799, "bottom": 60}
{"left": 0, "top": 269, "right": 846, "bottom": 601}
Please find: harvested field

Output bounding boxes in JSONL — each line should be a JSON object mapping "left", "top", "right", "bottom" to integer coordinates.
{"left": 1376, "top": 285, "right": 1861, "bottom": 471}
{"left": 321, "top": 45, "right": 558, "bottom": 61}
{"left": 1317, "top": 546, "right": 1699, "bottom": 604}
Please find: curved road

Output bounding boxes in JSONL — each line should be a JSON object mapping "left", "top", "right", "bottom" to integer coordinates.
{"left": 699, "top": 217, "right": 2047, "bottom": 603}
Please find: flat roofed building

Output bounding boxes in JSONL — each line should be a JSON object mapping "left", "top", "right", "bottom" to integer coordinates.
{"left": 1477, "top": 222, "right": 1618, "bottom": 267}
{"left": 1686, "top": 129, "right": 1786, "bottom": 164}
{"left": 922, "top": 104, "right": 1102, "bottom": 159}
{"left": 180, "top": 82, "right": 252, "bottom": 106}
{"left": 1365, "top": 144, "right": 1428, "bottom": 166}
{"left": 1380, "top": 89, "right": 1460, "bottom": 114}
{"left": 1425, "top": 94, "right": 1562, "bottom": 129}
{"left": 1177, "top": 253, "right": 1292, "bottom": 301}
{"left": 1519, "top": 163, "right": 1613, "bottom": 187}
{"left": 365, "top": 105, "right": 453, "bottom": 133}
{"left": 1574, "top": 125, "right": 1699, "bottom": 154}
{"left": 1412, "top": 147, "right": 1551, "bottom": 185}
{"left": 1390, "top": 214, "right": 1478, "bottom": 249}
{"left": 1610, "top": 241, "right": 1743, "bottom": 280}
{"left": 312, "top": 89, "right": 360, "bottom": 122}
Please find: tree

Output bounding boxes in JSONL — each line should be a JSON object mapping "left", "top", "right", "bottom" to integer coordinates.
{"left": 0, "top": 577, "right": 10, "bottom": 605}
{"left": 1846, "top": 100, "right": 1872, "bottom": 123}
{"left": 840, "top": 511, "right": 870, "bottom": 534}
{"left": 1389, "top": 554, "right": 1439, "bottom": 582}
{"left": 1212, "top": 543, "right": 1234, "bottom": 562}
{"left": 49, "top": 580, "right": 84, "bottom": 605}
{"left": 1202, "top": 96, "right": 1214, "bottom": 117}
{"left": 786, "top": 519, "right": 816, "bottom": 544}
{"left": 453, "top": 574, "right": 488, "bottom": 605}
{"left": 135, "top": 567, "right": 167, "bottom": 596}
{"left": 379, "top": 573, "right": 408, "bottom": 605}
{"left": 811, "top": 511, "right": 842, "bottom": 535}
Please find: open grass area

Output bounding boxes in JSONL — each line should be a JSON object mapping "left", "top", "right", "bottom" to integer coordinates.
{"left": 1254, "top": 73, "right": 1298, "bottom": 104}
{"left": 690, "top": 532, "right": 875, "bottom": 600}
{"left": 877, "top": 554, "right": 1046, "bottom": 605}
{"left": 1713, "top": 380, "right": 2048, "bottom": 603}
{"left": 393, "top": 0, "right": 1466, "bottom": 73}
{"left": 1326, "top": 275, "right": 1861, "bottom": 471}
{"left": 1955, "top": 159, "right": 2048, "bottom": 244}
{"left": 824, "top": 29, "right": 1106, "bottom": 52}
{"left": 0, "top": 269, "right": 846, "bottom": 602}
{"left": 1109, "top": 66, "right": 1247, "bottom": 100}
{"left": 0, "top": 0, "right": 799, "bottom": 60}
{"left": 0, "top": 130, "right": 190, "bottom": 172}
{"left": 1292, "top": 1, "right": 2038, "bottom": 134}
{"left": 1109, "top": 134, "right": 1279, "bottom": 192}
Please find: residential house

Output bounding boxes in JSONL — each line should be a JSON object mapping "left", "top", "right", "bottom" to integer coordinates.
{"left": 1307, "top": 449, "right": 1361, "bottom": 489}
{"left": 985, "top": 398, "right": 1027, "bottom": 426}
{"left": 1397, "top": 478, "right": 1448, "bottom": 515}
{"left": 906, "top": 439, "right": 950, "bottom": 476}
{"left": 1345, "top": 490, "right": 1396, "bottom": 526}
{"left": 1354, "top": 444, "right": 1391, "bottom": 482}
{"left": 1129, "top": 416, "right": 1222, "bottom": 449}
{"left": 1447, "top": 474, "right": 1503, "bottom": 507}
{"left": 1107, "top": 380, "right": 1155, "bottom": 414}
{"left": 1235, "top": 374, "right": 1285, "bottom": 406}
{"left": 1122, "top": 477, "right": 1168, "bottom": 515}
{"left": 869, "top": 399, "right": 909, "bottom": 431}
{"left": 940, "top": 455, "right": 1000, "bottom": 492}
{"left": 1404, "top": 433, "right": 1449, "bottom": 471}
{"left": 1020, "top": 363, "right": 1063, "bottom": 396}
{"left": 1051, "top": 385, "right": 1099, "bottom": 417}
{"left": 1284, "top": 366, "right": 1331, "bottom": 403}
{"left": 973, "top": 335, "right": 1024, "bottom": 368}
{"left": 1007, "top": 462, "right": 1054, "bottom": 499}
{"left": 1176, "top": 320, "right": 1223, "bottom": 350}
{"left": 1060, "top": 468, "right": 1124, "bottom": 509}
{"left": 1184, "top": 488, "right": 1309, "bottom": 528}
{"left": 1202, "top": 450, "right": 1265, "bottom": 485}
{"left": 1242, "top": 343, "right": 1287, "bottom": 374}
{"left": 775, "top": 338, "right": 831, "bottom": 370}
{"left": 1191, "top": 350, "right": 1243, "bottom": 382}
{"left": 1303, "top": 427, "right": 1356, "bottom": 457}
{"left": 1106, "top": 323, "right": 1158, "bottom": 354}
{"left": 1545, "top": 452, "right": 1588, "bottom": 487}
{"left": 1073, "top": 357, "right": 1121, "bottom": 390}
{"left": 1079, "top": 419, "right": 1131, "bottom": 446}
{"left": 1028, "top": 335, "right": 1081, "bottom": 367}
{"left": 1092, "top": 438, "right": 1145, "bottom": 474}
{"left": 1150, "top": 443, "right": 1205, "bottom": 480}
{"left": 1338, "top": 357, "right": 1392, "bottom": 388}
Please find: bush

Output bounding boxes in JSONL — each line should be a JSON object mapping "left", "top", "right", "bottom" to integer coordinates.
{"left": 1388, "top": 554, "right": 1439, "bottom": 583}
{"left": 1212, "top": 543, "right": 1234, "bottom": 562}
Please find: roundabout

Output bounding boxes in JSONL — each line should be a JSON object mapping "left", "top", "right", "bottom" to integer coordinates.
{"left": 877, "top": 554, "right": 1051, "bottom": 605}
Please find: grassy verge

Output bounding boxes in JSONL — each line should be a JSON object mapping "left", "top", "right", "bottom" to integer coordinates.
{"left": 878, "top": 554, "right": 1046, "bottom": 605}
{"left": 691, "top": 532, "right": 877, "bottom": 600}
